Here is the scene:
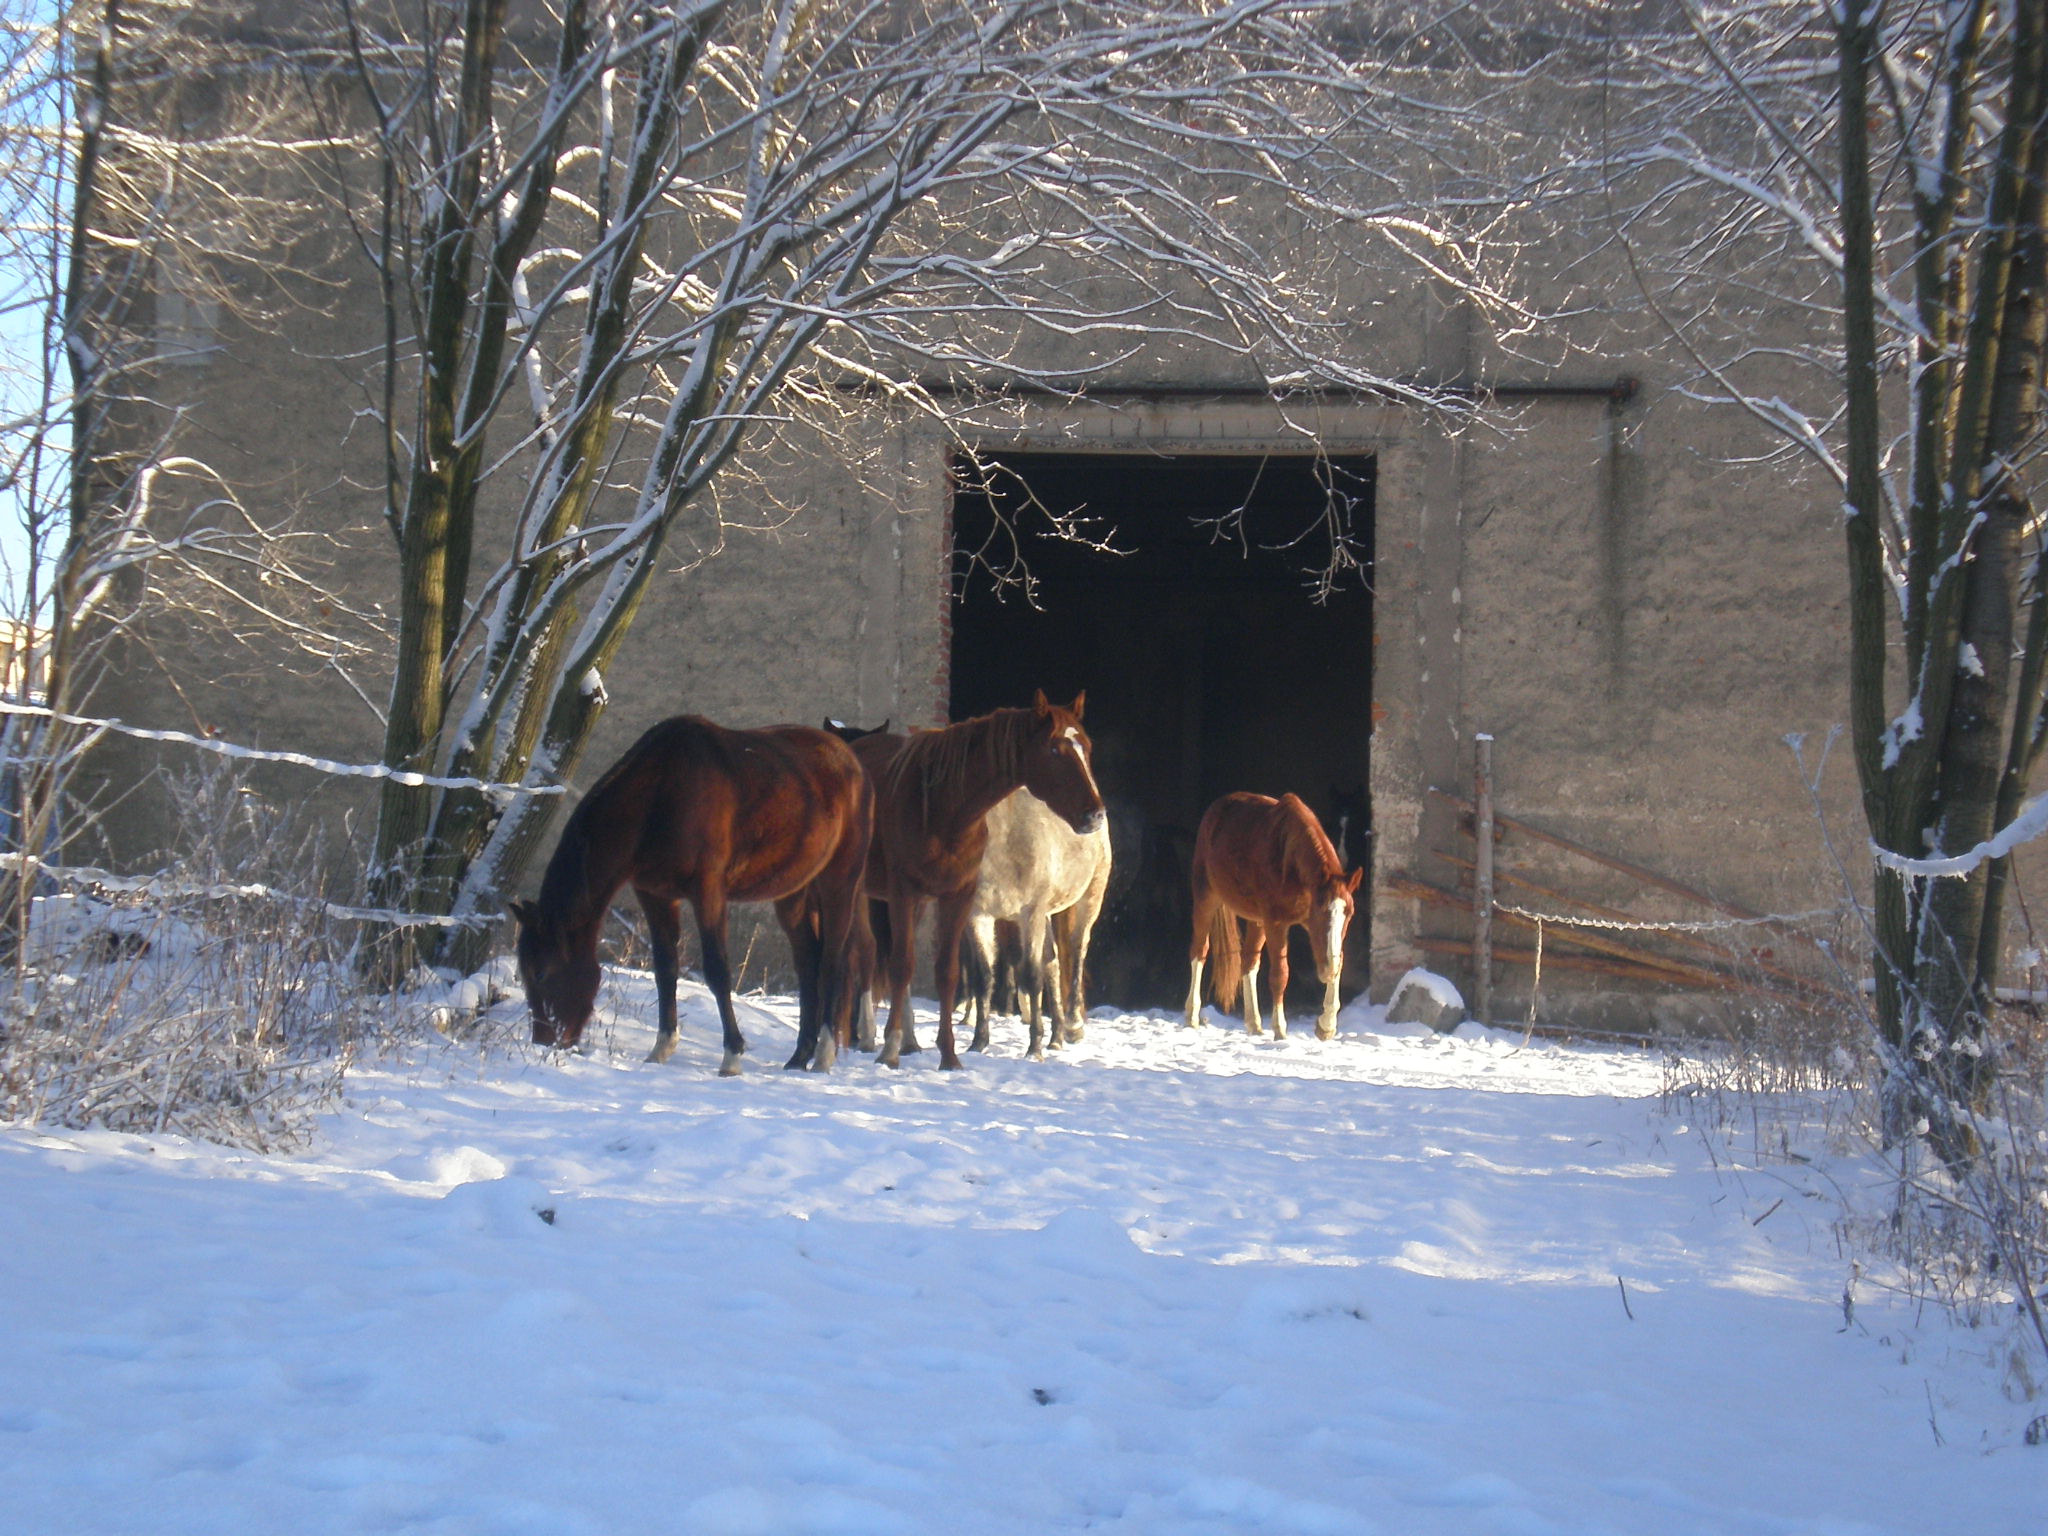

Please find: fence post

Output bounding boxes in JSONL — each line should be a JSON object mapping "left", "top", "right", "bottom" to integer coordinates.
{"left": 1473, "top": 732, "right": 1494, "bottom": 1025}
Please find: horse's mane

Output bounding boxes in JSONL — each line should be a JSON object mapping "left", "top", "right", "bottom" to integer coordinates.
{"left": 1280, "top": 795, "right": 1347, "bottom": 883}
{"left": 532, "top": 725, "right": 655, "bottom": 926}
{"left": 884, "top": 707, "right": 1030, "bottom": 824}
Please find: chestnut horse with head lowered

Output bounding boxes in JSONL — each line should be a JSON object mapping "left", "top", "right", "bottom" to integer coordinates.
{"left": 1184, "top": 791, "right": 1361, "bottom": 1040}
{"left": 852, "top": 692, "right": 1104, "bottom": 1071}
{"left": 511, "top": 717, "right": 871, "bottom": 1075}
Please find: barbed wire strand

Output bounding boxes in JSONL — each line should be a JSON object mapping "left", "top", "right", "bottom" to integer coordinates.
{"left": 2, "top": 852, "right": 492, "bottom": 930}
{"left": 1491, "top": 901, "right": 1847, "bottom": 935}
{"left": 0, "top": 699, "right": 563, "bottom": 799}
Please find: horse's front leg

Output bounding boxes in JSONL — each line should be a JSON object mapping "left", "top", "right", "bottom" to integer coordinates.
{"left": 875, "top": 892, "right": 921, "bottom": 1069}
{"left": 1045, "top": 910, "right": 1075, "bottom": 1046}
{"left": 1020, "top": 908, "right": 1052, "bottom": 1061}
{"left": 932, "top": 885, "right": 976, "bottom": 1071}
{"left": 1317, "top": 915, "right": 1343, "bottom": 1042}
{"left": 777, "top": 891, "right": 829, "bottom": 1072}
{"left": 1057, "top": 861, "right": 1108, "bottom": 1044}
{"left": 692, "top": 891, "right": 746, "bottom": 1076}
{"left": 638, "top": 891, "right": 686, "bottom": 1064}
{"left": 1264, "top": 921, "right": 1291, "bottom": 1041}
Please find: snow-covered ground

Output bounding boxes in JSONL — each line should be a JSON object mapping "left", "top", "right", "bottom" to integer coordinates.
{"left": 3, "top": 974, "right": 2043, "bottom": 1535}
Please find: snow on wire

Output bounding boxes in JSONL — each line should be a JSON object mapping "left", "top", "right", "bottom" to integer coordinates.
{"left": 1870, "top": 792, "right": 2048, "bottom": 880}
{"left": 0, "top": 699, "right": 565, "bottom": 801}
{"left": 1490, "top": 902, "right": 1844, "bottom": 935}
{"left": 1, "top": 852, "right": 495, "bottom": 930}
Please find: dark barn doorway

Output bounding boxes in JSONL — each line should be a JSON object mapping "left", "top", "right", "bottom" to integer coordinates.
{"left": 949, "top": 451, "right": 1375, "bottom": 1013}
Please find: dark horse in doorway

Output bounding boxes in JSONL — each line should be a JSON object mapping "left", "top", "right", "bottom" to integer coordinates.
{"left": 850, "top": 692, "right": 1104, "bottom": 1071}
{"left": 1185, "top": 791, "right": 1361, "bottom": 1041}
{"left": 511, "top": 717, "right": 872, "bottom": 1075}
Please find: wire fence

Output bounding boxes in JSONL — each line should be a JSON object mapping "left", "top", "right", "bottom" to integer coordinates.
{"left": 0, "top": 700, "right": 557, "bottom": 930}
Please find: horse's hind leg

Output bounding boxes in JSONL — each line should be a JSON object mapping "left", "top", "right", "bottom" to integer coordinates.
{"left": 693, "top": 892, "right": 746, "bottom": 1075}
{"left": 963, "top": 915, "right": 996, "bottom": 1053}
{"left": 777, "top": 891, "right": 828, "bottom": 1072}
{"left": 1185, "top": 888, "right": 1216, "bottom": 1030}
{"left": 1240, "top": 928, "right": 1266, "bottom": 1037}
{"left": 638, "top": 891, "right": 686, "bottom": 1065}
{"left": 1264, "top": 921, "right": 1291, "bottom": 1041}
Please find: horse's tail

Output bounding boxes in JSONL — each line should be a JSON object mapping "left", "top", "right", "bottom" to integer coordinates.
{"left": 961, "top": 920, "right": 992, "bottom": 1015}
{"left": 1206, "top": 904, "right": 1242, "bottom": 1008}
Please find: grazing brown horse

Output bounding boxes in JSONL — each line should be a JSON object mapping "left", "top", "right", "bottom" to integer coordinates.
{"left": 511, "top": 717, "right": 871, "bottom": 1075}
{"left": 852, "top": 692, "right": 1104, "bottom": 1071}
{"left": 1184, "top": 792, "right": 1362, "bottom": 1041}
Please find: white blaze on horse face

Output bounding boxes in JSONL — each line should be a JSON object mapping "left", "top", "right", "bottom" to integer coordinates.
{"left": 1324, "top": 897, "right": 1348, "bottom": 983}
{"left": 1059, "top": 725, "right": 1104, "bottom": 808}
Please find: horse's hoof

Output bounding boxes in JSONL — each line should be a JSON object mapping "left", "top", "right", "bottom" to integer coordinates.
{"left": 717, "top": 1053, "right": 743, "bottom": 1077}
{"left": 1271, "top": 1027, "right": 1288, "bottom": 1042}
{"left": 1246, "top": 1025, "right": 1262, "bottom": 1037}
{"left": 646, "top": 1038, "right": 677, "bottom": 1064}
{"left": 940, "top": 1055, "right": 964, "bottom": 1071}
{"left": 1027, "top": 1048, "right": 1045, "bottom": 1063}
{"left": 1316, "top": 1024, "right": 1337, "bottom": 1042}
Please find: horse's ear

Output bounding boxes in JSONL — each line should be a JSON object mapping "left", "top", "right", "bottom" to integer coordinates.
{"left": 1033, "top": 688, "right": 1051, "bottom": 714}
{"left": 1343, "top": 868, "right": 1364, "bottom": 895}
{"left": 508, "top": 897, "right": 537, "bottom": 928}
{"left": 1069, "top": 690, "right": 1086, "bottom": 720}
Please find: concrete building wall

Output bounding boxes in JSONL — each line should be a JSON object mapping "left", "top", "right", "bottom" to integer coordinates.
{"left": 72, "top": 14, "right": 1931, "bottom": 1026}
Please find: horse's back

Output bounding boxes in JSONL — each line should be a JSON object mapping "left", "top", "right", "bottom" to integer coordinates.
{"left": 626, "top": 717, "right": 865, "bottom": 899}
{"left": 1194, "top": 791, "right": 1335, "bottom": 921}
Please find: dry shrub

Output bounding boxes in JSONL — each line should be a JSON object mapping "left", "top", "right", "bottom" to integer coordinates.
{"left": 1661, "top": 913, "right": 2048, "bottom": 1391}
{"left": 0, "top": 767, "right": 378, "bottom": 1150}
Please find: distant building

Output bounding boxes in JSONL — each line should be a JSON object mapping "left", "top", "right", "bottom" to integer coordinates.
{"left": 72, "top": 4, "right": 1875, "bottom": 1033}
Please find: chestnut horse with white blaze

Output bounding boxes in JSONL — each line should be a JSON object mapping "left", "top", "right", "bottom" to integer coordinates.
{"left": 511, "top": 717, "right": 871, "bottom": 1075}
{"left": 853, "top": 692, "right": 1104, "bottom": 1071}
{"left": 1184, "top": 791, "right": 1361, "bottom": 1040}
